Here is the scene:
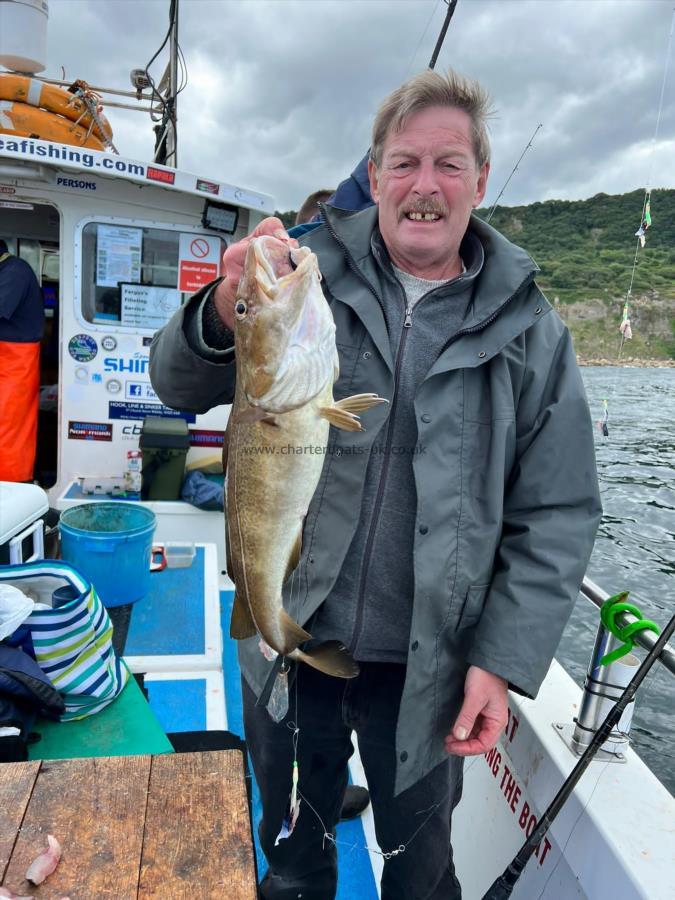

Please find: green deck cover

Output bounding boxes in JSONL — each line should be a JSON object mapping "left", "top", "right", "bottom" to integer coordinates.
{"left": 29, "top": 672, "right": 174, "bottom": 760}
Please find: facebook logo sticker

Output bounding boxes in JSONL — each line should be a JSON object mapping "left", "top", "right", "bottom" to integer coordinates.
{"left": 125, "top": 382, "right": 157, "bottom": 401}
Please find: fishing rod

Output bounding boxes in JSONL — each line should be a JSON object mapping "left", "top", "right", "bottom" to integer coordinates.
{"left": 428, "top": 0, "right": 459, "bottom": 70}
{"left": 482, "top": 608, "right": 675, "bottom": 899}
{"left": 485, "top": 122, "right": 543, "bottom": 223}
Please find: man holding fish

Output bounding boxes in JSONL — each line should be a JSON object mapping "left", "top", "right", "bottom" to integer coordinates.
{"left": 150, "top": 68, "right": 601, "bottom": 900}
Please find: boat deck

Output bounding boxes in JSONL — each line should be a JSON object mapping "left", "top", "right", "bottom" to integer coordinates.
{"left": 121, "top": 551, "right": 380, "bottom": 899}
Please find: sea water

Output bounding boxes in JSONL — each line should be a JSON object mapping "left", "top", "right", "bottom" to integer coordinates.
{"left": 557, "top": 366, "right": 675, "bottom": 795}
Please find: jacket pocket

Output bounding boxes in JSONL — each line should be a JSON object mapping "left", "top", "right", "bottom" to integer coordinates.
{"left": 457, "top": 584, "right": 490, "bottom": 629}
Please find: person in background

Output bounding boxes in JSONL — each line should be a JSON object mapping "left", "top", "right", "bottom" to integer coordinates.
{"left": 149, "top": 69, "right": 602, "bottom": 899}
{"left": 288, "top": 188, "right": 335, "bottom": 239}
{"left": 0, "top": 239, "right": 44, "bottom": 482}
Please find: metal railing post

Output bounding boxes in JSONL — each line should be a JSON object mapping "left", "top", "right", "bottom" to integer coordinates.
{"left": 570, "top": 624, "right": 638, "bottom": 758}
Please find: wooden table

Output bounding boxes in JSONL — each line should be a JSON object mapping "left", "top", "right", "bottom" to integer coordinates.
{"left": 0, "top": 751, "right": 257, "bottom": 899}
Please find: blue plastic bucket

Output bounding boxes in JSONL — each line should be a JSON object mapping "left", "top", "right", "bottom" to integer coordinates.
{"left": 59, "top": 503, "right": 156, "bottom": 608}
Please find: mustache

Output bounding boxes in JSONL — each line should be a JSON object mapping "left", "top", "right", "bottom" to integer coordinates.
{"left": 399, "top": 199, "right": 448, "bottom": 219}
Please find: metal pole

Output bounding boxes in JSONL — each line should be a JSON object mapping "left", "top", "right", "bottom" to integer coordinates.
{"left": 27, "top": 73, "right": 153, "bottom": 101}
{"left": 166, "top": 0, "right": 179, "bottom": 166}
{"left": 428, "top": 0, "right": 459, "bottom": 70}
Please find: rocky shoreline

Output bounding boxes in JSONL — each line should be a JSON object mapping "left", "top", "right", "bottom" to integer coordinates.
{"left": 577, "top": 357, "right": 675, "bottom": 368}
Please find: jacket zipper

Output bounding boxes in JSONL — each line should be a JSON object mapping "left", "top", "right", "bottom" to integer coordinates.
{"left": 323, "top": 214, "right": 535, "bottom": 654}
{"left": 350, "top": 275, "right": 415, "bottom": 654}
{"left": 324, "top": 216, "right": 421, "bottom": 653}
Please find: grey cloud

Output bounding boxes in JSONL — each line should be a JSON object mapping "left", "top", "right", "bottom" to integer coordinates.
{"left": 40, "top": 0, "right": 675, "bottom": 210}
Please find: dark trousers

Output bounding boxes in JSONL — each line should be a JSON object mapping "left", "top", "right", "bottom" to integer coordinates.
{"left": 243, "top": 662, "right": 464, "bottom": 900}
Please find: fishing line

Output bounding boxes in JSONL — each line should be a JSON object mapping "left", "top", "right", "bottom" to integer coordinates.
{"left": 296, "top": 740, "right": 483, "bottom": 863}
{"left": 485, "top": 124, "right": 544, "bottom": 224}
{"left": 533, "top": 651, "right": 665, "bottom": 899}
{"left": 597, "top": 8, "right": 675, "bottom": 437}
{"left": 532, "top": 755, "right": 612, "bottom": 900}
{"left": 403, "top": 0, "right": 442, "bottom": 82}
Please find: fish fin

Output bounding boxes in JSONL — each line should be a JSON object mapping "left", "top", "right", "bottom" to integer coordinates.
{"left": 233, "top": 406, "right": 279, "bottom": 426}
{"left": 335, "top": 393, "right": 389, "bottom": 414}
{"left": 277, "top": 608, "right": 312, "bottom": 655}
{"left": 230, "top": 592, "right": 258, "bottom": 640}
{"left": 318, "top": 405, "right": 363, "bottom": 432}
{"left": 293, "top": 641, "right": 360, "bottom": 679}
{"left": 284, "top": 531, "right": 303, "bottom": 583}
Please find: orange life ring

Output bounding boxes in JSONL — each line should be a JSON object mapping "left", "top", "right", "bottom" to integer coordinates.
{"left": 0, "top": 100, "right": 106, "bottom": 150}
{"left": 0, "top": 73, "right": 112, "bottom": 144}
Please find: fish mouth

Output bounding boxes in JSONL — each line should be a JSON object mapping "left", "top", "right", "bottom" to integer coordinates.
{"left": 243, "top": 237, "right": 335, "bottom": 412}
{"left": 253, "top": 237, "right": 311, "bottom": 299}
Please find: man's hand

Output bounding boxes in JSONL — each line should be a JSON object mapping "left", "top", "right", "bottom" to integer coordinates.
{"left": 212, "top": 216, "right": 298, "bottom": 331}
{"left": 445, "top": 665, "right": 508, "bottom": 757}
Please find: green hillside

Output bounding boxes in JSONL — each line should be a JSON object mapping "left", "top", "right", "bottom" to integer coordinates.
{"left": 278, "top": 189, "right": 675, "bottom": 360}
{"left": 476, "top": 189, "right": 675, "bottom": 360}
{"left": 477, "top": 188, "right": 675, "bottom": 307}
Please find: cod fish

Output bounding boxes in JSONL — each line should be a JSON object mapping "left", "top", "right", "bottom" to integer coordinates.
{"left": 225, "top": 235, "right": 386, "bottom": 677}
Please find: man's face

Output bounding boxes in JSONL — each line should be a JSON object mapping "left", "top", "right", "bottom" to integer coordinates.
{"left": 368, "top": 105, "right": 489, "bottom": 278}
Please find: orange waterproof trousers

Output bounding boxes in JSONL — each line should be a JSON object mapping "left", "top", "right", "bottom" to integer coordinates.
{"left": 0, "top": 340, "right": 40, "bottom": 481}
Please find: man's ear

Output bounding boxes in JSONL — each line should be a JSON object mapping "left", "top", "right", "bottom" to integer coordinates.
{"left": 472, "top": 162, "right": 490, "bottom": 209}
{"left": 368, "top": 158, "right": 380, "bottom": 204}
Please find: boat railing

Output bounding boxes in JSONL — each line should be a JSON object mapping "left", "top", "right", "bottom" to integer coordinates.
{"left": 555, "top": 576, "right": 675, "bottom": 759}
{"left": 580, "top": 576, "right": 675, "bottom": 676}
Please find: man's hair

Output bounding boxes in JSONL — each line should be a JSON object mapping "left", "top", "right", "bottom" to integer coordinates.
{"left": 370, "top": 68, "right": 493, "bottom": 170}
{"left": 0, "top": 239, "right": 8, "bottom": 254}
{"left": 295, "top": 189, "right": 335, "bottom": 226}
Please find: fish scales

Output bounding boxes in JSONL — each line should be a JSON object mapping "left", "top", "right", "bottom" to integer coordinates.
{"left": 225, "top": 235, "right": 387, "bottom": 678}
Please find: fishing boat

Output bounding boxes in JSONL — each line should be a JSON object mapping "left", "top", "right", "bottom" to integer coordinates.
{"left": 0, "top": 2, "right": 673, "bottom": 898}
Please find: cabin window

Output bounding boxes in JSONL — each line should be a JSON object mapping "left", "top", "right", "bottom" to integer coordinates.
{"left": 79, "top": 222, "right": 222, "bottom": 331}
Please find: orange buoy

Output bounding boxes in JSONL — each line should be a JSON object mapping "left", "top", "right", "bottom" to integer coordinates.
{"left": 0, "top": 100, "right": 106, "bottom": 150}
{"left": 0, "top": 73, "right": 112, "bottom": 144}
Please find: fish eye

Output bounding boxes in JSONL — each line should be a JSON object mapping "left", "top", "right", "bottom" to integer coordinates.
{"left": 234, "top": 300, "right": 248, "bottom": 318}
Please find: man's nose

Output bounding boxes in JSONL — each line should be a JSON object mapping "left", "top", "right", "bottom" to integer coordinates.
{"left": 412, "top": 158, "right": 439, "bottom": 195}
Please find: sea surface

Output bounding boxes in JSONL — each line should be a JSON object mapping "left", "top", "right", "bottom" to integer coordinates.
{"left": 556, "top": 366, "right": 675, "bottom": 795}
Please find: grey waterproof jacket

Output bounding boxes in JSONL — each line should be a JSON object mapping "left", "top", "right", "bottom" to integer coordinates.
{"left": 149, "top": 206, "right": 602, "bottom": 795}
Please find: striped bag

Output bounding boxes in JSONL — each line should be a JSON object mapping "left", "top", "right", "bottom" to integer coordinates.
{"left": 0, "top": 561, "right": 129, "bottom": 721}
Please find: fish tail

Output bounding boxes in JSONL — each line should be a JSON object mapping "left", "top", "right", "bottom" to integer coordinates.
{"left": 293, "top": 641, "right": 360, "bottom": 679}
{"left": 278, "top": 608, "right": 312, "bottom": 655}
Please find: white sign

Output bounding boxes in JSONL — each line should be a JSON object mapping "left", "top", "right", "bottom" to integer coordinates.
{"left": 121, "top": 284, "right": 181, "bottom": 330}
{"left": 96, "top": 224, "right": 142, "bottom": 288}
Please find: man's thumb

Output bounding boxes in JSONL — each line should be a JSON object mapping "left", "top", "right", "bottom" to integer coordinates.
{"left": 453, "top": 695, "right": 482, "bottom": 741}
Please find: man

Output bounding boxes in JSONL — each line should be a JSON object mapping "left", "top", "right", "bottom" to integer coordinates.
{"left": 293, "top": 188, "right": 335, "bottom": 230}
{"left": 150, "top": 69, "right": 602, "bottom": 899}
{"left": 0, "top": 239, "right": 45, "bottom": 482}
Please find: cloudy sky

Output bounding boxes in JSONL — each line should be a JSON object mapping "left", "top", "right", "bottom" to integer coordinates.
{"left": 37, "top": 0, "right": 675, "bottom": 211}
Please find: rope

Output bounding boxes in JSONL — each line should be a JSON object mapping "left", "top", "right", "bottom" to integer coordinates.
{"left": 599, "top": 592, "right": 661, "bottom": 666}
{"left": 600, "top": 9, "right": 675, "bottom": 434}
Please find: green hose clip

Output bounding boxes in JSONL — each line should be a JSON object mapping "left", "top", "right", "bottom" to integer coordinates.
{"left": 599, "top": 591, "right": 661, "bottom": 666}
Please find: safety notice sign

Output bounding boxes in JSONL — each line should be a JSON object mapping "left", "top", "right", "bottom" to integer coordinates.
{"left": 178, "top": 233, "right": 222, "bottom": 292}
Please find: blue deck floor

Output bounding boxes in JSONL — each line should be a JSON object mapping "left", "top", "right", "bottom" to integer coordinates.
{"left": 219, "top": 590, "right": 380, "bottom": 900}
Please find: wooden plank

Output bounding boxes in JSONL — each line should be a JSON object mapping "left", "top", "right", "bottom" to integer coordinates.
{"left": 139, "top": 750, "right": 257, "bottom": 900}
{"left": 0, "top": 761, "right": 40, "bottom": 879}
{"left": 3, "top": 755, "right": 152, "bottom": 898}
